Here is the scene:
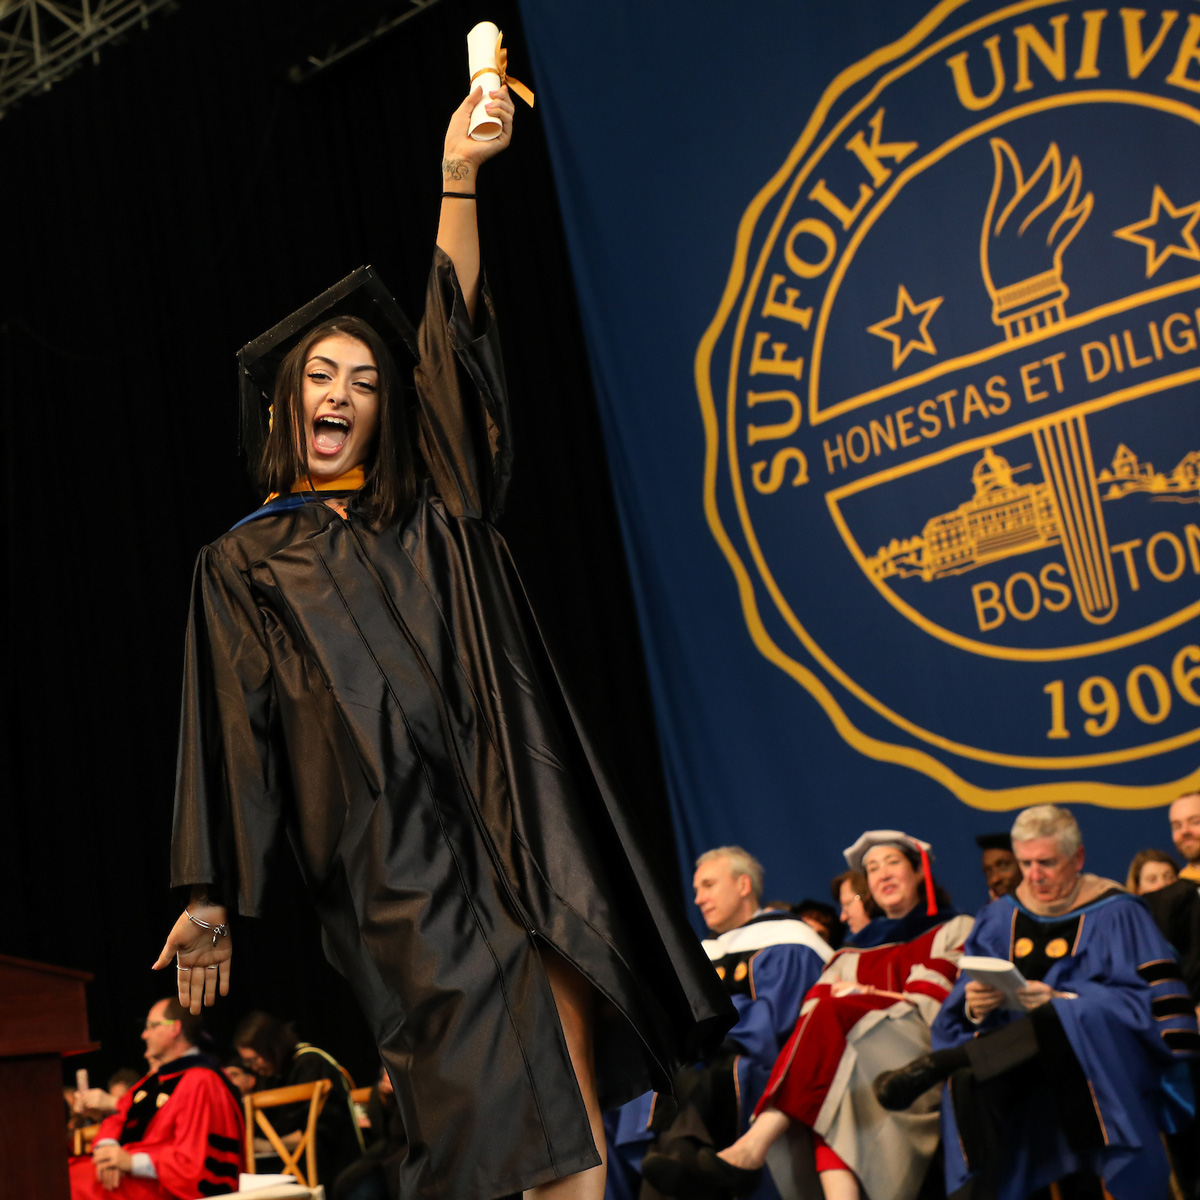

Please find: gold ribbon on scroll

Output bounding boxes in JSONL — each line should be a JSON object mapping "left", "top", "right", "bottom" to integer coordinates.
{"left": 469, "top": 32, "right": 535, "bottom": 108}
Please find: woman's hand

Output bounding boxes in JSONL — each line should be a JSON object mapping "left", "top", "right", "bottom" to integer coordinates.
{"left": 441, "top": 85, "right": 514, "bottom": 189}
{"left": 152, "top": 904, "right": 231, "bottom": 1015}
{"left": 964, "top": 980, "right": 1005, "bottom": 1019}
{"left": 829, "top": 980, "right": 863, "bottom": 997}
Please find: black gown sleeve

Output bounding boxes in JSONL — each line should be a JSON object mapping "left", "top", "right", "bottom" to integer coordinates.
{"left": 413, "top": 249, "right": 512, "bottom": 521}
{"left": 170, "top": 543, "right": 284, "bottom": 917}
{"left": 1144, "top": 879, "right": 1200, "bottom": 1002}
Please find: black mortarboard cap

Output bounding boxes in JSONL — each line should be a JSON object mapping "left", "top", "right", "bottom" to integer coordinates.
{"left": 975, "top": 832, "right": 1013, "bottom": 852}
{"left": 237, "top": 265, "right": 419, "bottom": 465}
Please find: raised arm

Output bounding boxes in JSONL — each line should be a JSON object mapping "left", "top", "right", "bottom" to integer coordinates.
{"left": 437, "top": 84, "right": 514, "bottom": 321}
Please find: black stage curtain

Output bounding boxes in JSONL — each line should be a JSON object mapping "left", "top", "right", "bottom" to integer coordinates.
{"left": 0, "top": 0, "right": 675, "bottom": 1087}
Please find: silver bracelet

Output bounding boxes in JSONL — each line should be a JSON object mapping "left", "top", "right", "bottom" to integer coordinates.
{"left": 186, "top": 908, "right": 229, "bottom": 947}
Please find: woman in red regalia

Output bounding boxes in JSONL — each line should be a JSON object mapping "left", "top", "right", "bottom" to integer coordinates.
{"left": 693, "top": 831, "right": 973, "bottom": 1200}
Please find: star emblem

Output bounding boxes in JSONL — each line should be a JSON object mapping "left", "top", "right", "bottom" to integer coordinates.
{"left": 1113, "top": 185, "right": 1200, "bottom": 278}
{"left": 867, "top": 285, "right": 943, "bottom": 371}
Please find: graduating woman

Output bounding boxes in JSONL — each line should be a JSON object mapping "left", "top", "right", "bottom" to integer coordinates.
{"left": 154, "top": 84, "right": 730, "bottom": 1200}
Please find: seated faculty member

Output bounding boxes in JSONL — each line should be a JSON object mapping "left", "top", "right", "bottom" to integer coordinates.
{"left": 233, "top": 1010, "right": 363, "bottom": 1184}
{"left": 876, "top": 804, "right": 1200, "bottom": 1200}
{"left": 830, "top": 869, "right": 879, "bottom": 937}
{"left": 1170, "top": 789, "right": 1200, "bottom": 883}
{"left": 632, "top": 847, "right": 832, "bottom": 1198}
{"left": 693, "top": 831, "right": 972, "bottom": 1200}
{"left": 69, "top": 999, "right": 242, "bottom": 1200}
{"left": 975, "top": 832, "right": 1022, "bottom": 902}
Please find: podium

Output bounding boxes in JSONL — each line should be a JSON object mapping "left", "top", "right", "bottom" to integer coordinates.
{"left": 0, "top": 954, "right": 98, "bottom": 1199}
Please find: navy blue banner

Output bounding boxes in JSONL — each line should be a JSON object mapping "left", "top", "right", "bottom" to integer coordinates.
{"left": 517, "top": 0, "right": 1200, "bottom": 907}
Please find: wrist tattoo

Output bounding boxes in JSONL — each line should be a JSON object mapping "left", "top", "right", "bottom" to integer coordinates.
{"left": 442, "top": 158, "right": 473, "bottom": 181}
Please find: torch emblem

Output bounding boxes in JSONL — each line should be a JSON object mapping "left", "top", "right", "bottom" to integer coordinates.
{"left": 982, "top": 140, "right": 1116, "bottom": 624}
{"left": 982, "top": 140, "right": 1091, "bottom": 339}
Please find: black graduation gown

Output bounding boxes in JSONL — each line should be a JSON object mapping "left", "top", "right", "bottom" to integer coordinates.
{"left": 170, "top": 252, "right": 732, "bottom": 1200}
{"left": 262, "top": 1043, "right": 363, "bottom": 1185}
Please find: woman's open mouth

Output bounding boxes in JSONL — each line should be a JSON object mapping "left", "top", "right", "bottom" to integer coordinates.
{"left": 313, "top": 415, "right": 351, "bottom": 454}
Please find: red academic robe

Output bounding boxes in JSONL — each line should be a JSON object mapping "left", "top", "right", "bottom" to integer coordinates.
{"left": 758, "top": 914, "right": 970, "bottom": 1123}
{"left": 70, "top": 1055, "right": 244, "bottom": 1200}
{"left": 754, "top": 912, "right": 973, "bottom": 1200}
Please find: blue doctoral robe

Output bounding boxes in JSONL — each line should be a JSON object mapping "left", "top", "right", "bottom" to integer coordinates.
{"left": 708, "top": 913, "right": 834, "bottom": 1133}
{"left": 606, "top": 913, "right": 830, "bottom": 1200}
{"left": 932, "top": 888, "right": 1199, "bottom": 1200}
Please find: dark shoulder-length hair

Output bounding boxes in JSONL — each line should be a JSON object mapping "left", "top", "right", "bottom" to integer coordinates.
{"left": 232, "top": 1010, "right": 298, "bottom": 1075}
{"left": 1126, "top": 847, "right": 1181, "bottom": 894}
{"left": 916, "top": 877, "right": 956, "bottom": 915}
{"left": 257, "top": 315, "right": 419, "bottom": 526}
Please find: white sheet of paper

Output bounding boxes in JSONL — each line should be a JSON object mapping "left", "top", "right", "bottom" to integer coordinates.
{"left": 236, "top": 1175, "right": 304, "bottom": 1194}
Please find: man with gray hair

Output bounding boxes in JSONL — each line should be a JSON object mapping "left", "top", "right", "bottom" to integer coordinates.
{"left": 875, "top": 804, "right": 1199, "bottom": 1200}
{"left": 692, "top": 845, "right": 764, "bottom": 935}
{"left": 616, "top": 846, "right": 831, "bottom": 1199}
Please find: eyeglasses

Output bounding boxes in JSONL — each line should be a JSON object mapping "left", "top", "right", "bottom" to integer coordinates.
{"left": 143, "top": 1019, "right": 177, "bottom": 1031}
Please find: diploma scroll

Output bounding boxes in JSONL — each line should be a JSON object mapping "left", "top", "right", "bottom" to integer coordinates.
{"left": 467, "top": 22, "right": 503, "bottom": 141}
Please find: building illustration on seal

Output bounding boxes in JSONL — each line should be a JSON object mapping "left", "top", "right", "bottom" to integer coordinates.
{"left": 869, "top": 440, "right": 1200, "bottom": 585}
{"left": 867, "top": 447, "right": 1061, "bottom": 580}
{"left": 1098, "top": 444, "right": 1200, "bottom": 502}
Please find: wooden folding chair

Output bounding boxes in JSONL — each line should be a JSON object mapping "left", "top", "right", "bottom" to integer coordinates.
{"left": 72, "top": 1123, "right": 101, "bottom": 1155}
{"left": 243, "top": 1078, "right": 331, "bottom": 1187}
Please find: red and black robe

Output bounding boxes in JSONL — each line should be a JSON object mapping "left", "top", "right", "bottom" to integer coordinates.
{"left": 70, "top": 1053, "right": 243, "bottom": 1200}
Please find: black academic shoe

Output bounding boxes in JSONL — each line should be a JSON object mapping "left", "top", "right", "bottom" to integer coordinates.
{"left": 693, "top": 1146, "right": 763, "bottom": 1196}
{"left": 641, "top": 1146, "right": 726, "bottom": 1200}
{"left": 873, "top": 1054, "right": 947, "bottom": 1111}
